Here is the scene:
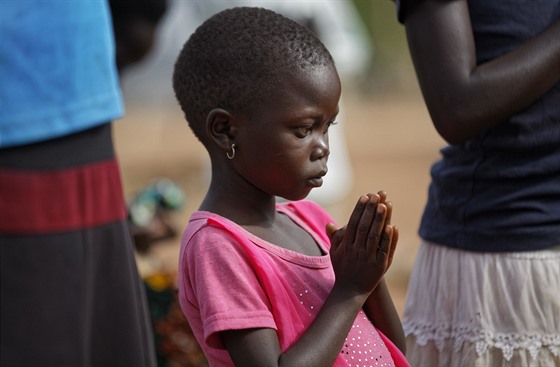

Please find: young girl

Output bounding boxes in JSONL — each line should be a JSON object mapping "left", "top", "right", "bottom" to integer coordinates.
{"left": 172, "top": 7, "right": 409, "bottom": 367}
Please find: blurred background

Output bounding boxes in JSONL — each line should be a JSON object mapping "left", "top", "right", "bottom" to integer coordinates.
{"left": 112, "top": 1, "right": 445, "bottom": 365}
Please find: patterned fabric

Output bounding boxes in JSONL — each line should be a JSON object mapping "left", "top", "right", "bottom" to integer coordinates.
{"left": 403, "top": 241, "right": 560, "bottom": 367}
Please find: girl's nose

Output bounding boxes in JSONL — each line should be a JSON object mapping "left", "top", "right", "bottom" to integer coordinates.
{"left": 311, "top": 135, "right": 330, "bottom": 161}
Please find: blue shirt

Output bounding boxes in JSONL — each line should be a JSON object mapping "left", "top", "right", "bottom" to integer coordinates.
{"left": 0, "top": 0, "right": 123, "bottom": 148}
{"left": 398, "top": 0, "right": 560, "bottom": 252}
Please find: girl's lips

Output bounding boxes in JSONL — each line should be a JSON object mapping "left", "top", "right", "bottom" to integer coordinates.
{"left": 308, "top": 175, "right": 325, "bottom": 188}
{"left": 308, "top": 169, "right": 327, "bottom": 187}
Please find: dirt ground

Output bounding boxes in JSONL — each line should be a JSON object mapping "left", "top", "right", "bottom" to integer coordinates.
{"left": 113, "top": 87, "right": 445, "bottom": 317}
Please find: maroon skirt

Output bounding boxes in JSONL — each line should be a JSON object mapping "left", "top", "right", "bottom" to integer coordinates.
{"left": 0, "top": 124, "right": 156, "bottom": 367}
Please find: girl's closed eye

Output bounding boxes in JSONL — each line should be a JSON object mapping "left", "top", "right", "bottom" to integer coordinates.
{"left": 324, "top": 120, "right": 338, "bottom": 134}
{"left": 295, "top": 120, "right": 337, "bottom": 138}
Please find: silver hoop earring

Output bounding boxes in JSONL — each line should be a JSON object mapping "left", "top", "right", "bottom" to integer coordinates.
{"left": 226, "top": 143, "right": 236, "bottom": 159}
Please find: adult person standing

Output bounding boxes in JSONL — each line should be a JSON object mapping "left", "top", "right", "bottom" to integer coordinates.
{"left": 0, "top": 1, "right": 157, "bottom": 366}
{"left": 394, "top": 0, "right": 560, "bottom": 366}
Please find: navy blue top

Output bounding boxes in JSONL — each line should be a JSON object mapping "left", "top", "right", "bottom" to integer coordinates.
{"left": 398, "top": 0, "right": 560, "bottom": 252}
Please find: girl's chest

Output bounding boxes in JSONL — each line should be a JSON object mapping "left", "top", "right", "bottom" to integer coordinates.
{"left": 245, "top": 215, "right": 325, "bottom": 257}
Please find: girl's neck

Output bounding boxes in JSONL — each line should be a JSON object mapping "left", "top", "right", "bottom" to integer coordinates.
{"left": 199, "top": 179, "right": 278, "bottom": 227}
{"left": 201, "top": 188, "right": 323, "bottom": 256}
{"left": 200, "top": 175, "right": 323, "bottom": 256}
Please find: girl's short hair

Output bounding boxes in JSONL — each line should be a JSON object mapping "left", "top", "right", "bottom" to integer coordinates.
{"left": 172, "top": 7, "right": 335, "bottom": 143}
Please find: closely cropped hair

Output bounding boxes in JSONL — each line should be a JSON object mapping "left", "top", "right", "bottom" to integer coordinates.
{"left": 172, "top": 7, "right": 334, "bottom": 143}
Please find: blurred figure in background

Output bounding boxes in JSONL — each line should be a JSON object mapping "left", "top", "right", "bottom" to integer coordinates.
{"left": 109, "top": 2, "right": 204, "bottom": 365}
{"left": 108, "top": 0, "right": 176, "bottom": 252}
{"left": 109, "top": 0, "right": 168, "bottom": 73}
{"left": 395, "top": 0, "right": 560, "bottom": 366}
{"left": 0, "top": 1, "right": 156, "bottom": 366}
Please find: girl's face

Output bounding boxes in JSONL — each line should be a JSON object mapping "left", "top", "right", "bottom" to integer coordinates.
{"left": 233, "top": 64, "right": 341, "bottom": 201}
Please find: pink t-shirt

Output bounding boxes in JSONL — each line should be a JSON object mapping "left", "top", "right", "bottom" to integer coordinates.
{"left": 178, "top": 200, "right": 399, "bottom": 366}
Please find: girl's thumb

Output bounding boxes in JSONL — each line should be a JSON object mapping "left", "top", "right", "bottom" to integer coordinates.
{"left": 326, "top": 223, "right": 345, "bottom": 253}
{"left": 326, "top": 223, "right": 338, "bottom": 239}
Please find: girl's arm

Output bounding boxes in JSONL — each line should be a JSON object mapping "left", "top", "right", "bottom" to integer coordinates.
{"left": 221, "top": 194, "right": 397, "bottom": 367}
{"left": 363, "top": 278, "right": 406, "bottom": 354}
{"left": 222, "top": 285, "right": 370, "bottom": 367}
{"left": 361, "top": 193, "right": 405, "bottom": 353}
{"left": 404, "top": 0, "right": 560, "bottom": 144}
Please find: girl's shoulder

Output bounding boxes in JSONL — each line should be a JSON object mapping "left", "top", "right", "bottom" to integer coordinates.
{"left": 181, "top": 210, "right": 243, "bottom": 249}
{"left": 179, "top": 211, "right": 239, "bottom": 260}
{"left": 277, "top": 200, "right": 336, "bottom": 247}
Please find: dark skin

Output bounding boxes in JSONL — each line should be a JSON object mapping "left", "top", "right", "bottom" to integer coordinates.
{"left": 403, "top": 0, "right": 560, "bottom": 145}
{"left": 199, "top": 64, "right": 405, "bottom": 366}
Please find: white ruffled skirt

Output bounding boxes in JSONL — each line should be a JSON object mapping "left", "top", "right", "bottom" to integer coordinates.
{"left": 403, "top": 241, "right": 560, "bottom": 367}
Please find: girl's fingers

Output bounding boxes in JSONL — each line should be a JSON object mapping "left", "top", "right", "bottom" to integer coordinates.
{"left": 376, "top": 190, "right": 387, "bottom": 204}
{"left": 353, "top": 194, "right": 380, "bottom": 249}
{"left": 365, "top": 202, "right": 386, "bottom": 251}
{"left": 346, "top": 195, "right": 370, "bottom": 246}
{"left": 377, "top": 224, "right": 392, "bottom": 260}
{"left": 387, "top": 226, "right": 399, "bottom": 269}
{"left": 384, "top": 201, "right": 393, "bottom": 226}
{"left": 370, "top": 191, "right": 392, "bottom": 226}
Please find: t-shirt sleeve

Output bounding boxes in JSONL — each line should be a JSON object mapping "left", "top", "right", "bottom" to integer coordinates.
{"left": 182, "top": 225, "right": 276, "bottom": 349}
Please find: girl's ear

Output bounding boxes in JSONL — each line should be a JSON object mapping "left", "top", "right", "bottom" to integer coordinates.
{"left": 206, "top": 108, "right": 238, "bottom": 151}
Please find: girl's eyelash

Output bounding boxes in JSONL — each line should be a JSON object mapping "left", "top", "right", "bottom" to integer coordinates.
{"left": 296, "top": 120, "right": 337, "bottom": 136}
{"left": 323, "top": 121, "right": 337, "bottom": 133}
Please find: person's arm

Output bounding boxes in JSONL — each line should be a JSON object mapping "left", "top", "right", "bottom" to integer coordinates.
{"left": 360, "top": 193, "right": 405, "bottom": 353}
{"left": 222, "top": 286, "right": 369, "bottom": 367}
{"left": 362, "top": 278, "right": 406, "bottom": 354}
{"left": 404, "top": 0, "right": 560, "bottom": 144}
{"left": 221, "top": 194, "right": 397, "bottom": 367}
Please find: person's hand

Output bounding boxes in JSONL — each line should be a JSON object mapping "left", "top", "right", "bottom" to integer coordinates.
{"left": 327, "top": 192, "right": 399, "bottom": 296}
{"left": 374, "top": 191, "right": 399, "bottom": 269}
{"left": 327, "top": 191, "right": 398, "bottom": 271}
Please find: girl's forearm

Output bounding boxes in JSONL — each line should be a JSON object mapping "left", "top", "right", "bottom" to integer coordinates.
{"left": 223, "top": 284, "right": 370, "bottom": 367}
{"left": 278, "top": 284, "right": 369, "bottom": 367}
{"left": 363, "top": 278, "right": 406, "bottom": 354}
